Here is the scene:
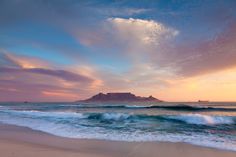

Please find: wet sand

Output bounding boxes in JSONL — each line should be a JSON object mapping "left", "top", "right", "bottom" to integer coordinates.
{"left": 0, "top": 124, "right": 235, "bottom": 157}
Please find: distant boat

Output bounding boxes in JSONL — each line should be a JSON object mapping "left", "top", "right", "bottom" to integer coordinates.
{"left": 198, "top": 100, "right": 209, "bottom": 103}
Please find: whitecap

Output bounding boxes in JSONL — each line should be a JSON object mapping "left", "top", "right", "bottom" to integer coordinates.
{"left": 168, "top": 114, "right": 234, "bottom": 125}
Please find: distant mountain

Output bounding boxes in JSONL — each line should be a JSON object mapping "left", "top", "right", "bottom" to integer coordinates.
{"left": 80, "top": 92, "right": 162, "bottom": 102}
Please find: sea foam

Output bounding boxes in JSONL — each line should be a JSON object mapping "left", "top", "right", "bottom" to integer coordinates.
{"left": 167, "top": 114, "right": 235, "bottom": 125}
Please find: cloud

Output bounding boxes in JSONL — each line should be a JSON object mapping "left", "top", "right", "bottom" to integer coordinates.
{"left": 2, "top": 52, "right": 51, "bottom": 68}
{"left": 0, "top": 51, "right": 19, "bottom": 68}
{"left": 107, "top": 18, "right": 178, "bottom": 46}
{"left": 76, "top": 17, "right": 179, "bottom": 65}
{"left": 0, "top": 52, "right": 100, "bottom": 101}
{"left": 0, "top": 79, "right": 80, "bottom": 102}
{"left": 0, "top": 67, "right": 93, "bottom": 83}
{"left": 178, "top": 23, "right": 236, "bottom": 76}
{"left": 0, "top": 52, "right": 94, "bottom": 83}
{"left": 150, "top": 22, "right": 236, "bottom": 77}
{"left": 77, "top": 17, "right": 178, "bottom": 47}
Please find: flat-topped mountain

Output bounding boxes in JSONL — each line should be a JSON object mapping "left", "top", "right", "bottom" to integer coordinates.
{"left": 81, "top": 92, "right": 162, "bottom": 102}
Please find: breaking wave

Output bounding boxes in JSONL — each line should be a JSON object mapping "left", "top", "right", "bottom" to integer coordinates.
{"left": 0, "top": 109, "right": 236, "bottom": 151}
{"left": 167, "top": 114, "right": 235, "bottom": 125}
{"left": 72, "top": 104, "right": 236, "bottom": 112}
{"left": 1, "top": 110, "right": 235, "bottom": 125}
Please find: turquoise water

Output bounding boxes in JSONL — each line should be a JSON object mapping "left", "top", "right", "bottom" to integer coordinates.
{"left": 0, "top": 102, "right": 236, "bottom": 151}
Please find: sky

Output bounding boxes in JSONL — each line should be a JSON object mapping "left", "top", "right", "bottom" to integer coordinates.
{"left": 0, "top": 0, "right": 236, "bottom": 102}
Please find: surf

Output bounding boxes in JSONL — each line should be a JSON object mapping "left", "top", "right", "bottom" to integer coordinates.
{"left": 0, "top": 108, "right": 236, "bottom": 151}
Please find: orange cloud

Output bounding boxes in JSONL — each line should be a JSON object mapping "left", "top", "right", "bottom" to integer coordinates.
{"left": 5, "top": 53, "right": 50, "bottom": 69}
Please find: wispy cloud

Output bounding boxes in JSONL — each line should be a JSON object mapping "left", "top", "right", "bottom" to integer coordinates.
{"left": 0, "top": 52, "right": 99, "bottom": 101}
{"left": 0, "top": 67, "right": 93, "bottom": 83}
{"left": 148, "top": 22, "right": 236, "bottom": 77}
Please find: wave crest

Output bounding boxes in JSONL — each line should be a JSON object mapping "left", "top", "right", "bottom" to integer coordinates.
{"left": 1, "top": 110, "right": 235, "bottom": 125}
{"left": 73, "top": 104, "right": 236, "bottom": 112}
{"left": 167, "top": 114, "right": 235, "bottom": 125}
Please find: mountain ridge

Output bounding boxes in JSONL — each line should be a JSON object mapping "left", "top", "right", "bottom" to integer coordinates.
{"left": 80, "top": 92, "right": 163, "bottom": 102}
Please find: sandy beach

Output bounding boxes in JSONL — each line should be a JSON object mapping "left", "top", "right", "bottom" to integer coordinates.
{"left": 0, "top": 124, "right": 235, "bottom": 157}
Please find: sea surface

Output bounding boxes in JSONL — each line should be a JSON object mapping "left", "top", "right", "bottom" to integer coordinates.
{"left": 0, "top": 102, "right": 236, "bottom": 151}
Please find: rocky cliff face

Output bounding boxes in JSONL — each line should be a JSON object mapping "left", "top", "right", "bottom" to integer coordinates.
{"left": 82, "top": 92, "right": 162, "bottom": 102}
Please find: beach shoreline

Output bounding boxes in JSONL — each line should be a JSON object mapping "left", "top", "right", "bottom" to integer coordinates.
{"left": 0, "top": 123, "right": 235, "bottom": 157}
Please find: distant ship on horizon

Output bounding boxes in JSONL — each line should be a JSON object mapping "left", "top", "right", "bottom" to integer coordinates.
{"left": 198, "top": 100, "right": 210, "bottom": 103}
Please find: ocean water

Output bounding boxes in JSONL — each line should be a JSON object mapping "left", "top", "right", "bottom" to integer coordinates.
{"left": 0, "top": 102, "right": 236, "bottom": 151}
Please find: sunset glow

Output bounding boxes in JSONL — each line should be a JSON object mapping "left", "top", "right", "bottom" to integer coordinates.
{"left": 0, "top": 0, "right": 236, "bottom": 102}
